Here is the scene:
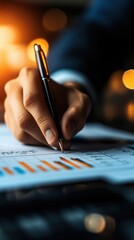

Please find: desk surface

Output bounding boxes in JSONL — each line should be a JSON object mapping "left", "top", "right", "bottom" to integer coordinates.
{"left": 0, "top": 123, "right": 134, "bottom": 240}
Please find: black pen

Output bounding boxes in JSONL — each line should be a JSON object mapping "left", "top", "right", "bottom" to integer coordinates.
{"left": 34, "top": 44, "right": 64, "bottom": 152}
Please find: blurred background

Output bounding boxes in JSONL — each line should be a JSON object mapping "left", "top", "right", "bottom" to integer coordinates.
{"left": 0, "top": 0, "right": 133, "bottom": 131}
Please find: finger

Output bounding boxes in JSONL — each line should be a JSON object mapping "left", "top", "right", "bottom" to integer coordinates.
{"left": 9, "top": 87, "right": 48, "bottom": 145}
{"left": 19, "top": 67, "right": 58, "bottom": 146}
{"left": 62, "top": 93, "right": 91, "bottom": 140}
{"left": 4, "top": 111, "right": 43, "bottom": 145}
{"left": 5, "top": 80, "right": 48, "bottom": 145}
{"left": 4, "top": 110, "right": 10, "bottom": 129}
{"left": 4, "top": 105, "right": 71, "bottom": 150}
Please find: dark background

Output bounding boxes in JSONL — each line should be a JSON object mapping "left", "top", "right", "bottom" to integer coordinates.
{"left": 0, "top": 0, "right": 133, "bottom": 131}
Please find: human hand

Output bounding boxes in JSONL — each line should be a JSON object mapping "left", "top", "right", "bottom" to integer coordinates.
{"left": 4, "top": 67, "right": 92, "bottom": 150}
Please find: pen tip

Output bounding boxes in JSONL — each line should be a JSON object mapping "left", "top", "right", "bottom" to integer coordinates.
{"left": 58, "top": 139, "right": 64, "bottom": 152}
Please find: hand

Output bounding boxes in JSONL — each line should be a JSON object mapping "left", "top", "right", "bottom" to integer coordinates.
{"left": 4, "top": 67, "right": 92, "bottom": 150}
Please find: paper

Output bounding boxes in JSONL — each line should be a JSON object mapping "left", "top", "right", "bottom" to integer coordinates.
{"left": 0, "top": 123, "right": 134, "bottom": 190}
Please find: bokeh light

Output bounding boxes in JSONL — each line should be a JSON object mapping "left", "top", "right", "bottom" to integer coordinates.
{"left": 42, "top": 8, "right": 67, "bottom": 32}
{"left": 84, "top": 213, "right": 106, "bottom": 233}
{"left": 84, "top": 213, "right": 116, "bottom": 236}
{"left": 6, "top": 44, "right": 29, "bottom": 70}
{"left": 122, "top": 69, "right": 134, "bottom": 90}
{"left": 126, "top": 102, "right": 134, "bottom": 122}
{"left": 27, "top": 38, "right": 49, "bottom": 63}
{"left": 0, "top": 25, "right": 18, "bottom": 48}
{"left": 108, "top": 70, "right": 126, "bottom": 94}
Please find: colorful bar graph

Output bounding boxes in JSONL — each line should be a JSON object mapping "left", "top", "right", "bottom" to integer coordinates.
{"left": 37, "top": 165, "right": 47, "bottom": 171}
{"left": 41, "top": 160, "right": 58, "bottom": 171}
{"left": 60, "top": 157, "right": 81, "bottom": 169}
{"left": 71, "top": 158, "right": 93, "bottom": 168}
{"left": 54, "top": 161, "right": 73, "bottom": 170}
{"left": 19, "top": 162, "right": 36, "bottom": 173}
{"left": 3, "top": 167, "right": 13, "bottom": 175}
{"left": 0, "top": 155, "right": 93, "bottom": 178}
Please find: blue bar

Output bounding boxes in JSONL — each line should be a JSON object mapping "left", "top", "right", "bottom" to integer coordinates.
{"left": 65, "top": 166, "right": 74, "bottom": 170}
{"left": 14, "top": 167, "right": 25, "bottom": 174}
{"left": 0, "top": 170, "right": 4, "bottom": 176}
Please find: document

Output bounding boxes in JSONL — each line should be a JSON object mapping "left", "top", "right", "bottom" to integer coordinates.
{"left": 0, "top": 123, "right": 134, "bottom": 190}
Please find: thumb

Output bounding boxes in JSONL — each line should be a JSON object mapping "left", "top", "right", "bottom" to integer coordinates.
{"left": 62, "top": 94, "right": 91, "bottom": 140}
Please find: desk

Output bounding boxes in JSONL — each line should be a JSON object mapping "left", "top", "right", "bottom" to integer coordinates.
{"left": 0, "top": 123, "right": 134, "bottom": 239}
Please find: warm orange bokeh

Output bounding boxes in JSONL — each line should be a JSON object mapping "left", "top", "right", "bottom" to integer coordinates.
{"left": 108, "top": 70, "right": 126, "bottom": 94}
{"left": 0, "top": 24, "right": 49, "bottom": 103}
{"left": 126, "top": 102, "right": 134, "bottom": 122}
{"left": 42, "top": 8, "right": 67, "bottom": 32}
{"left": 122, "top": 69, "right": 134, "bottom": 90}
{"left": 0, "top": 25, "right": 18, "bottom": 47}
{"left": 0, "top": 25, "right": 20, "bottom": 102}
{"left": 27, "top": 38, "right": 49, "bottom": 63}
{"left": 0, "top": 25, "right": 19, "bottom": 68}
{"left": 0, "top": 3, "right": 48, "bottom": 105}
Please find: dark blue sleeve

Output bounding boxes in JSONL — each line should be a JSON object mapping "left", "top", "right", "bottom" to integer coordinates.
{"left": 47, "top": 0, "right": 134, "bottom": 94}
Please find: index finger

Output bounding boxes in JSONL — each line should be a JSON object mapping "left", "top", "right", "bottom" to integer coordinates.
{"left": 19, "top": 67, "right": 58, "bottom": 146}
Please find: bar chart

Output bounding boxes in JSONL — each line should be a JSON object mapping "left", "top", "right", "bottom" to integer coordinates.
{"left": 0, "top": 154, "right": 94, "bottom": 176}
{"left": 0, "top": 121, "right": 134, "bottom": 190}
{"left": 0, "top": 144, "right": 133, "bottom": 180}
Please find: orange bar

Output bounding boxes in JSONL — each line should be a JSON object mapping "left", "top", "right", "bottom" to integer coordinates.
{"left": 3, "top": 167, "right": 13, "bottom": 175}
{"left": 71, "top": 158, "right": 93, "bottom": 168}
{"left": 19, "top": 162, "right": 36, "bottom": 173}
{"left": 54, "top": 161, "right": 70, "bottom": 170}
{"left": 37, "top": 165, "right": 47, "bottom": 171}
{"left": 41, "top": 161, "right": 58, "bottom": 171}
{"left": 60, "top": 157, "right": 81, "bottom": 169}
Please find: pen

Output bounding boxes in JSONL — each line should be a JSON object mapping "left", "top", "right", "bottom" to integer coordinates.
{"left": 34, "top": 44, "right": 64, "bottom": 152}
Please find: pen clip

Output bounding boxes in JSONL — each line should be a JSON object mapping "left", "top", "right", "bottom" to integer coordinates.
{"left": 40, "top": 48, "right": 50, "bottom": 77}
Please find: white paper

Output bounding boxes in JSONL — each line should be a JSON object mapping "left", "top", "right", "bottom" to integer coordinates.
{"left": 0, "top": 123, "right": 133, "bottom": 190}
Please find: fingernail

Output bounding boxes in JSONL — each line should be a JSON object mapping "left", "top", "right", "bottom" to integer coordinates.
{"left": 45, "top": 129, "right": 56, "bottom": 145}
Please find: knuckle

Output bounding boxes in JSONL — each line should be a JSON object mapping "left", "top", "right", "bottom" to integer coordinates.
{"left": 70, "top": 105, "right": 86, "bottom": 125}
{"left": 19, "top": 67, "right": 33, "bottom": 78}
{"left": 37, "top": 116, "right": 49, "bottom": 128}
{"left": 23, "top": 93, "right": 40, "bottom": 109}
{"left": 19, "top": 67, "right": 38, "bottom": 83}
{"left": 4, "top": 80, "right": 14, "bottom": 94}
{"left": 72, "top": 106, "right": 81, "bottom": 115}
{"left": 17, "top": 113, "right": 31, "bottom": 129}
{"left": 82, "top": 93, "right": 90, "bottom": 106}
